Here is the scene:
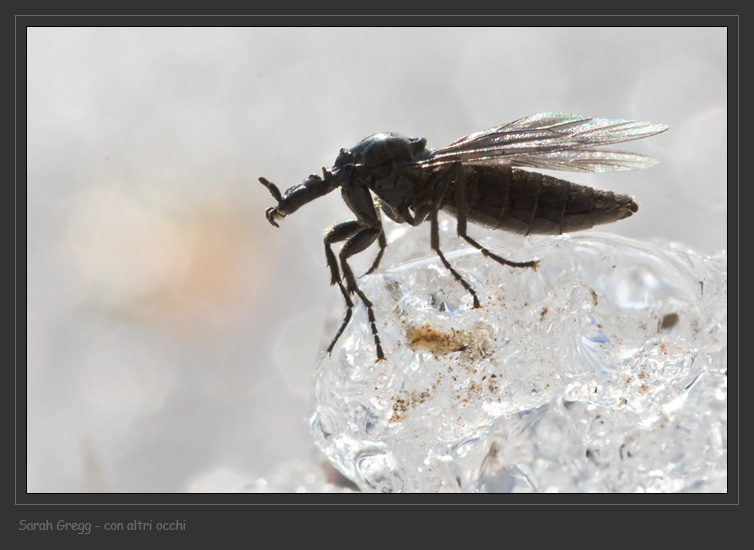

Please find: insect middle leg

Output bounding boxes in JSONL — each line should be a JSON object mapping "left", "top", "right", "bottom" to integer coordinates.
{"left": 430, "top": 207, "right": 482, "bottom": 309}
{"left": 426, "top": 164, "right": 483, "bottom": 309}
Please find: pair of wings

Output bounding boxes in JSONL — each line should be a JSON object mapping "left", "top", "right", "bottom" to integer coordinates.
{"left": 414, "top": 112, "right": 669, "bottom": 173}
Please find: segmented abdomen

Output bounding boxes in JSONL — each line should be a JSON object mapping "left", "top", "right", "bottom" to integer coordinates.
{"left": 441, "top": 166, "right": 638, "bottom": 235}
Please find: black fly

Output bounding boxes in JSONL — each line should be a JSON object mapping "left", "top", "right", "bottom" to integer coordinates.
{"left": 260, "top": 112, "right": 669, "bottom": 361}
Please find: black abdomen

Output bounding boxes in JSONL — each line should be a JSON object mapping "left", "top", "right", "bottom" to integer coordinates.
{"left": 440, "top": 166, "right": 638, "bottom": 235}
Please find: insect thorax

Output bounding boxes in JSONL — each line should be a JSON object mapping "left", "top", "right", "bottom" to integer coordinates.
{"left": 369, "top": 170, "right": 420, "bottom": 211}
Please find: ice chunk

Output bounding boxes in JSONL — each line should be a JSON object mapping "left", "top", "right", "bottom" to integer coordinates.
{"left": 309, "top": 225, "right": 727, "bottom": 493}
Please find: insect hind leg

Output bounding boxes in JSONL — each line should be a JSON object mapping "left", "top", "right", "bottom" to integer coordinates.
{"left": 459, "top": 234, "right": 539, "bottom": 270}
{"left": 455, "top": 169, "right": 539, "bottom": 271}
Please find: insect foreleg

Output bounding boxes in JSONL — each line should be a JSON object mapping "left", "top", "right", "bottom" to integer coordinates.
{"left": 325, "top": 221, "right": 387, "bottom": 359}
{"left": 339, "top": 227, "right": 381, "bottom": 295}
{"left": 363, "top": 229, "right": 387, "bottom": 276}
{"left": 323, "top": 222, "right": 361, "bottom": 356}
{"left": 454, "top": 169, "right": 540, "bottom": 271}
{"left": 325, "top": 221, "right": 361, "bottom": 297}
{"left": 337, "top": 226, "right": 384, "bottom": 360}
{"left": 328, "top": 184, "right": 385, "bottom": 360}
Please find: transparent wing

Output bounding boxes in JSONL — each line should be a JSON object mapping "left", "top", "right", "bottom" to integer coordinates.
{"left": 469, "top": 148, "right": 662, "bottom": 173}
{"left": 418, "top": 112, "right": 669, "bottom": 173}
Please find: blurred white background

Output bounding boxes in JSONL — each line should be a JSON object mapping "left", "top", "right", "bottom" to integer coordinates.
{"left": 26, "top": 27, "right": 726, "bottom": 493}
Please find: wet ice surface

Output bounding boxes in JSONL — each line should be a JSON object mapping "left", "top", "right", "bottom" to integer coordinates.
{"left": 309, "top": 225, "right": 727, "bottom": 493}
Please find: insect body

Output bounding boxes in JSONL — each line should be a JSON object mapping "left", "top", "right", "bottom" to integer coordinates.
{"left": 260, "top": 112, "right": 669, "bottom": 361}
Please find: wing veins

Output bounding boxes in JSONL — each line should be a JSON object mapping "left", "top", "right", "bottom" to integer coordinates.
{"left": 422, "top": 112, "right": 669, "bottom": 173}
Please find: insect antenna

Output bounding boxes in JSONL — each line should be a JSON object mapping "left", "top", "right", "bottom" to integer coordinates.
{"left": 258, "top": 177, "right": 282, "bottom": 203}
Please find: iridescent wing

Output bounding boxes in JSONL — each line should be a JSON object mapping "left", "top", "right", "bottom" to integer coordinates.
{"left": 416, "top": 112, "right": 669, "bottom": 173}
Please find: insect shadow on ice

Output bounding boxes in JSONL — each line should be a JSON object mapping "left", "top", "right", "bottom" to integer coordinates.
{"left": 259, "top": 112, "right": 670, "bottom": 361}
